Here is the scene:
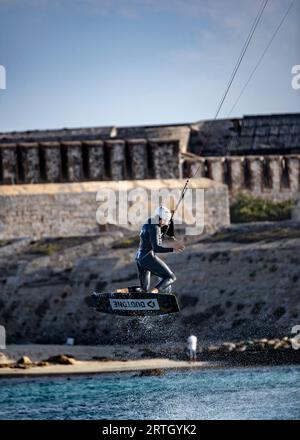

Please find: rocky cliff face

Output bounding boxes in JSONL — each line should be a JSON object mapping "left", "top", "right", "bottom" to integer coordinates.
{"left": 0, "top": 222, "right": 299, "bottom": 345}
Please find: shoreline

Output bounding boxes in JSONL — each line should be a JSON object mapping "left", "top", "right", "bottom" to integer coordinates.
{"left": 1, "top": 359, "right": 299, "bottom": 379}
{"left": 0, "top": 358, "right": 217, "bottom": 378}
{"left": 1, "top": 343, "right": 299, "bottom": 378}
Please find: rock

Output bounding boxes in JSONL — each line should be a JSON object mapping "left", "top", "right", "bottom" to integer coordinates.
{"left": 138, "top": 368, "right": 165, "bottom": 377}
{"left": 35, "top": 361, "right": 49, "bottom": 367}
{"left": 46, "top": 354, "right": 76, "bottom": 365}
{"left": 14, "top": 364, "right": 32, "bottom": 369}
{"left": 254, "top": 342, "right": 266, "bottom": 351}
{"left": 207, "top": 346, "right": 219, "bottom": 352}
{"left": 0, "top": 363, "right": 12, "bottom": 368}
{"left": 222, "top": 342, "right": 236, "bottom": 352}
{"left": 2, "top": 221, "right": 300, "bottom": 346}
{"left": 243, "top": 343, "right": 256, "bottom": 352}
{"left": 0, "top": 352, "right": 12, "bottom": 364}
{"left": 236, "top": 345, "right": 247, "bottom": 352}
{"left": 16, "top": 355, "right": 32, "bottom": 365}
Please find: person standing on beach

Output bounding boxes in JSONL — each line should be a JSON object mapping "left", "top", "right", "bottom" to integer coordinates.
{"left": 135, "top": 206, "right": 185, "bottom": 293}
{"left": 187, "top": 334, "right": 198, "bottom": 362}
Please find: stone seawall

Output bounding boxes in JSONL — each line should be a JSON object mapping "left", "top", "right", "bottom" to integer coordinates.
{"left": 0, "top": 139, "right": 180, "bottom": 185}
{"left": 189, "top": 113, "right": 300, "bottom": 156}
{"left": 1, "top": 113, "right": 299, "bottom": 157}
{"left": 1, "top": 114, "right": 299, "bottom": 189}
{"left": 1, "top": 114, "right": 299, "bottom": 207}
{"left": 0, "top": 178, "right": 229, "bottom": 239}
{"left": 183, "top": 154, "right": 300, "bottom": 200}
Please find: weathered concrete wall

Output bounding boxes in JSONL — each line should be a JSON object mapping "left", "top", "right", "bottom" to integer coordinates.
{"left": 0, "top": 124, "right": 191, "bottom": 152}
{"left": 0, "top": 139, "right": 180, "bottom": 185}
{"left": 183, "top": 154, "right": 300, "bottom": 201}
{"left": 1, "top": 113, "right": 299, "bottom": 158}
{"left": 1, "top": 113, "right": 299, "bottom": 201}
{"left": 0, "top": 178, "right": 229, "bottom": 239}
{"left": 189, "top": 113, "right": 300, "bottom": 156}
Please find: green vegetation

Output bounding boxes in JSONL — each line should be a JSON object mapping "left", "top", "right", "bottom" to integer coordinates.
{"left": 26, "top": 237, "right": 94, "bottom": 256}
{"left": 111, "top": 236, "right": 140, "bottom": 249}
{"left": 230, "top": 193, "right": 296, "bottom": 223}
{"left": 204, "top": 227, "right": 300, "bottom": 244}
{"left": 205, "top": 228, "right": 300, "bottom": 243}
{"left": 0, "top": 240, "right": 12, "bottom": 247}
{"left": 28, "top": 241, "right": 65, "bottom": 256}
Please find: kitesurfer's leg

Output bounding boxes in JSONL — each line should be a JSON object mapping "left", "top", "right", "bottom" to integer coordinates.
{"left": 139, "top": 254, "right": 176, "bottom": 293}
{"left": 156, "top": 279, "right": 172, "bottom": 293}
{"left": 155, "top": 276, "right": 175, "bottom": 293}
{"left": 136, "top": 261, "right": 151, "bottom": 292}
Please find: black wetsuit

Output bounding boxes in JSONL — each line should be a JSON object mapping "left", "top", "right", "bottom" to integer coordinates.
{"left": 135, "top": 218, "right": 176, "bottom": 293}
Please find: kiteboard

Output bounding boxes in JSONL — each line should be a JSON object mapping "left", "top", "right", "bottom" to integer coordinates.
{"left": 88, "top": 286, "right": 179, "bottom": 316}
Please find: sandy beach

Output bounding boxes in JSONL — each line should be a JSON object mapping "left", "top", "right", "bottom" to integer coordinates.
{"left": 0, "top": 344, "right": 216, "bottom": 377}
{"left": 1, "top": 337, "right": 298, "bottom": 378}
{"left": 0, "top": 358, "right": 213, "bottom": 377}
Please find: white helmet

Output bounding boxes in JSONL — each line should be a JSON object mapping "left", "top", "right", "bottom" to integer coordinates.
{"left": 156, "top": 206, "right": 172, "bottom": 223}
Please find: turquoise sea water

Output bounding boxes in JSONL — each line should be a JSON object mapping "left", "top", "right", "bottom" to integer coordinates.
{"left": 0, "top": 365, "right": 299, "bottom": 420}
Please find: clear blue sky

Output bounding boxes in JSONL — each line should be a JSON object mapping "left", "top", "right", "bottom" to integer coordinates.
{"left": 0, "top": 0, "right": 299, "bottom": 132}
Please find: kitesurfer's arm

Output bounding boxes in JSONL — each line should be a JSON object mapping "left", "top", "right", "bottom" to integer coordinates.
{"left": 150, "top": 224, "right": 174, "bottom": 253}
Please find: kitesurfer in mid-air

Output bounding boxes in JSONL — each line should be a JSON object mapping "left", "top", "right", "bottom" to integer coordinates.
{"left": 135, "top": 206, "right": 185, "bottom": 293}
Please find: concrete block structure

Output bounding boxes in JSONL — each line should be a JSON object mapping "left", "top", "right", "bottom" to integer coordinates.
{"left": 0, "top": 179, "right": 229, "bottom": 239}
{"left": 1, "top": 113, "right": 300, "bottom": 238}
